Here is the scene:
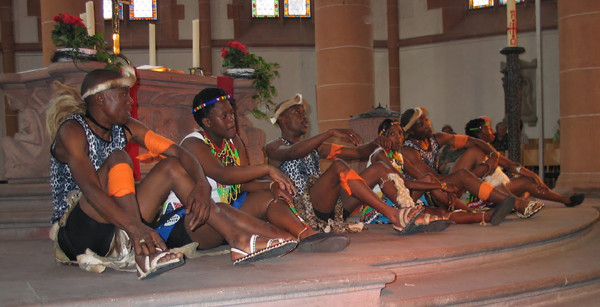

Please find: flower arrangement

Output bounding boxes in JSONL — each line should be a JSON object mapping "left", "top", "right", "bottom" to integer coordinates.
{"left": 221, "top": 41, "right": 280, "bottom": 119}
{"left": 51, "top": 13, "right": 116, "bottom": 67}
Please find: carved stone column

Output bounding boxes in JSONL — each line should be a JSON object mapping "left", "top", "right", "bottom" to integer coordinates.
{"left": 315, "top": 0, "right": 374, "bottom": 132}
{"left": 501, "top": 46, "right": 525, "bottom": 163}
{"left": 554, "top": 0, "right": 600, "bottom": 194}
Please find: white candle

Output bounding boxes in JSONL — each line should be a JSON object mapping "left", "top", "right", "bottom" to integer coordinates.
{"left": 506, "top": 0, "right": 517, "bottom": 46}
{"left": 80, "top": 13, "right": 87, "bottom": 28}
{"left": 192, "top": 19, "right": 200, "bottom": 67}
{"left": 149, "top": 24, "right": 156, "bottom": 66}
{"left": 86, "top": 1, "right": 95, "bottom": 36}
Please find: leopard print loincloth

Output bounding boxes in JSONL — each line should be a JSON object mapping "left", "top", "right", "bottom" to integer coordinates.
{"left": 293, "top": 176, "right": 357, "bottom": 233}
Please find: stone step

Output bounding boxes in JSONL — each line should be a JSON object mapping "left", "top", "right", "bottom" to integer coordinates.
{"left": 0, "top": 183, "right": 52, "bottom": 240}
{"left": 380, "top": 210, "right": 600, "bottom": 306}
{"left": 0, "top": 200, "right": 598, "bottom": 306}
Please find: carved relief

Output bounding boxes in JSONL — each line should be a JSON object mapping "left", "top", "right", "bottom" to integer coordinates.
{"left": 0, "top": 63, "right": 265, "bottom": 181}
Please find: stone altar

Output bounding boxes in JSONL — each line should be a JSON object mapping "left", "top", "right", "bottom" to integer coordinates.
{"left": 0, "top": 62, "right": 264, "bottom": 182}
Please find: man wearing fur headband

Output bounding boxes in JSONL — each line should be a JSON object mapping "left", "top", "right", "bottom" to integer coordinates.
{"left": 47, "top": 67, "right": 297, "bottom": 279}
{"left": 265, "top": 94, "right": 450, "bottom": 236}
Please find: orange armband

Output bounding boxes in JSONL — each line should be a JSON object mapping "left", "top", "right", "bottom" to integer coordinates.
{"left": 326, "top": 144, "right": 344, "bottom": 160}
{"left": 108, "top": 163, "right": 135, "bottom": 197}
{"left": 339, "top": 169, "right": 366, "bottom": 196}
{"left": 477, "top": 182, "right": 494, "bottom": 200}
{"left": 454, "top": 135, "right": 468, "bottom": 149}
{"left": 136, "top": 130, "right": 174, "bottom": 163}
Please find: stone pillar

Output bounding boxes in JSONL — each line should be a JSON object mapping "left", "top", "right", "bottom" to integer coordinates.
{"left": 40, "top": 0, "right": 86, "bottom": 66}
{"left": 387, "top": 0, "right": 400, "bottom": 113}
{"left": 315, "top": 0, "right": 374, "bottom": 132}
{"left": 555, "top": 0, "right": 600, "bottom": 194}
{"left": 199, "top": 0, "right": 213, "bottom": 76}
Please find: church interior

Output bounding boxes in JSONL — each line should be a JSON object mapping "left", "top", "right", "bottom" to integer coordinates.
{"left": 0, "top": 0, "right": 599, "bottom": 305}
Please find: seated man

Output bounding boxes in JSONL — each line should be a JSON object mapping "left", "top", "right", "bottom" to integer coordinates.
{"left": 400, "top": 107, "right": 540, "bottom": 219}
{"left": 461, "top": 117, "right": 584, "bottom": 208}
{"left": 47, "top": 67, "right": 297, "bottom": 280}
{"left": 266, "top": 94, "right": 446, "bottom": 235}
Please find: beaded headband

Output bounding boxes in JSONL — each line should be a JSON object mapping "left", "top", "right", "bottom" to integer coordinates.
{"left": 192, "top": 95, "right": 232, "bottom": 114}
{"left": 379, "top": 121, "right": 401, "bottom": 135}
{"left": 468, "top": 117, "right": 491, "bottom": 131}
{"left": 81, "top": 65, "right": 136, "bottom": 99}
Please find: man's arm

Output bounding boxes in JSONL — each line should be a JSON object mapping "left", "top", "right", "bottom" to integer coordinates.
{"left": 127, "top": 118, "right": 211, "bottom": 230}
{"left": 266, "top": 129, "right": 362, "bottom": 163}
{"left": 401, "top": 146, "right": 443, "bottom": 180}
{"left": 333, "top": 135, "right": 390, "bottom": 161}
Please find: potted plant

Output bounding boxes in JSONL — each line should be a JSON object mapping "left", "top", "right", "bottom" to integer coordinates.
{"left": 221, "top": 41, "right": 279, "bottom": 119}
{"left": 51, "top": 13, "right": 117, "bottom": 68}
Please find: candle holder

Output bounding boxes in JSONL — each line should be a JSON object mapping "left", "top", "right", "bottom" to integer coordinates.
{"left": 189, "top": 67, "right": 204, "bottom": 76}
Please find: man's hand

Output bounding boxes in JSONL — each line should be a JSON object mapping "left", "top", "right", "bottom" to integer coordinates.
{"left": 330, "top": 129, "right": 362, "bottom": 146}
{"left": 185, "top": 181, "right": 213, "bottom": 230}
{"left": 130, "top": 224, "right": 168, "bottom": 256}
{"left": 268, "top": 166, "right": 297, "bottom": 196}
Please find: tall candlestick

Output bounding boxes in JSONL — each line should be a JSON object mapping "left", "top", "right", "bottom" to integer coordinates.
{"left": 506, "top": 0, "right": 517, "bottom": 47}
{"left": 192, "top": 19, "right": 200, "bottom": 68}
{"left": 149, "top": 24, "right": 156, "bottom": 65}
{"left": 86, "top": 1, "right": 95, "bottom": 36}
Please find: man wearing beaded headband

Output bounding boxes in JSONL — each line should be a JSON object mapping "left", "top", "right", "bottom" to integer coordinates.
{"left": 400, "top": 106, "right": 543, "bottom": 220}
{"left": 46, "top": 68, "right": 296, "bottom": 279}
{"left": 265, "top": 95, "right": 445, "bottom": 235}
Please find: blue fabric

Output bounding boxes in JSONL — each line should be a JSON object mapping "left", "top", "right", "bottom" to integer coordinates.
{"left": 155, "top": 207, "right": 186, "bottom": 243}
{"left": 231, "top": 191, "right": 248, "bottom": 209}
{"left": 419, "top": 194, "right": 431, "bottom": 207}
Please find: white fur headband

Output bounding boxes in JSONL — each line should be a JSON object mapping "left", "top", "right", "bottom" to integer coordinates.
{"left": 81, "top": 65, "right": 137, "bottom": 99}
{"left": 270, "top": 93, "right": 304, "bottom": 124}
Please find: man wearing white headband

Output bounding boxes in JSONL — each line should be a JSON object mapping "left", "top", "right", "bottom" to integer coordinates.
{"left": 265, "top": 95, "right": 449, "bottom": 235}
{"left": 47, "top": 67, "right": 296, "bottom": 280}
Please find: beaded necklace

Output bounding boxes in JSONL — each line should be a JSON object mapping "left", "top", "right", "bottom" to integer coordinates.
{"left": 386, "top": 149, "right": 405, "bottom": 174}
{"left": 199, "top": 130, "right": 241, "bottom": 203}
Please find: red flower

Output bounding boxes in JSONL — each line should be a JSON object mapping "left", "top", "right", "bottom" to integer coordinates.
{"left": 53, "top": 13, "right": 85, "bottom": 28}
{"left": 221, "top": 48, "right": 228, "bottom": 58}
{"left": 227, "top": 41, "right": 247, "bottom": 55}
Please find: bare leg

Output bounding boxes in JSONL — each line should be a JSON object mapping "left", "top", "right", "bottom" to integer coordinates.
{"left": 237, "top": 190, "right": 313, "bottom": 239}
{"left": 135, "top": 156, "right": 295, "bottom": 257}
{"left": 506, "top": 177, "right": 570, "bottom": 203}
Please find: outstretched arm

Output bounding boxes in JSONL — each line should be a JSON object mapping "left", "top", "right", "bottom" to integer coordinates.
{"left": 266, "top": 128, "right": 362, "bottom": 163}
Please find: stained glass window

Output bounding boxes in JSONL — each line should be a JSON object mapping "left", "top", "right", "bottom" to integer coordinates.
{"left": 469, "top": 0, "right": 493, "bottom": 9}
{"left": 499, "top": 0, "right": 524, "bottom": 5}
{"left": 103, "top": 0, "right": 123, "bottom": 20}
{"left": 129, "top": 0, "right": 157, "bottom": 20}
{"left": 284, "top": 0, "right": 310, "bottom": 18}
{"left": 252, "top": 0, "right": 279, "bottom": 18}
